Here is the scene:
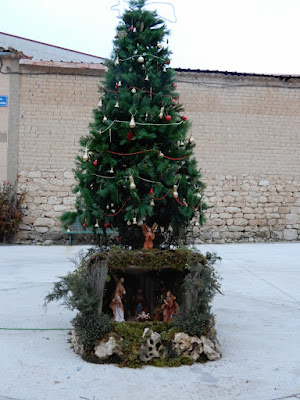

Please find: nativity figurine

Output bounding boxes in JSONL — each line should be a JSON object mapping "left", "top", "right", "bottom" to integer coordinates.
{"left": 161, "top": 290, "right": 179, "bottom": 322}
{"left": 109, "top": 277, "right": 126, "bottom": 322}
{"left": 142, "top": 223, "right": 158, "bottom": 250}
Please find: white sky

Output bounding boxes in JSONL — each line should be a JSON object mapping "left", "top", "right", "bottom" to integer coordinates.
{"left": 1, "top": 0, "right": 300, "bottom": 75}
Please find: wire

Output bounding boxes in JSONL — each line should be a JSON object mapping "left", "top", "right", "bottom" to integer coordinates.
{"left": 0, "top": 327, "right": 70, "bottom": 331}
{"left": 145, "top": 1, "right": 177, "bottom": 23}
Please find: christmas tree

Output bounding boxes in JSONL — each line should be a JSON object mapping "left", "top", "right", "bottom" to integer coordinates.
{"left": 62, "top": 0, "right": 207, "bottom": 248}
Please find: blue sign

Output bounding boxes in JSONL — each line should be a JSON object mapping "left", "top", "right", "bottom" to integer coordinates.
{"left": 0, "top": 96, "right": 8, "bottom": 107}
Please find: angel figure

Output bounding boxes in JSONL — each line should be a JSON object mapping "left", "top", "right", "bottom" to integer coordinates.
{"left": 142, "top": 223, "right": 158, "bottom": 249}
{"left": 161, "top": 290, "right": 179, "bottom": 322}
{"left": 109, "top": 277, "right": 126, "bottom": 322}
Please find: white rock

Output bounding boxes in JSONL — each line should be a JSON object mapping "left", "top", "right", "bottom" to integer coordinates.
{"left": 201, "top": 336, "right": 221, "bottom": 361}
{"left": 94, "top": 334, "right": 123, "bottom": 360}
{"left": 139, "top": 328, "right": 165, "bottom": 362}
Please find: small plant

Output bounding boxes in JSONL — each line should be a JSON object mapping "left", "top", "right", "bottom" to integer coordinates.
{"left": 73, "top": 312, "right": 112, "bottom": 351}
{"left": 0, "top": 181, "right": 25, "bottom": 243}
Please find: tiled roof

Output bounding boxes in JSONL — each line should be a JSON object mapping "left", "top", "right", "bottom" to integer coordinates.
{"left": 0, "top": 32, "right": 105, "bottom": 63}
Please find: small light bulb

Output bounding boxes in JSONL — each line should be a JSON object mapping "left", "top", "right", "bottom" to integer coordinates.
{"left": 103, "top": 116, "right": 107, "bottom": 122}
{"left": 173, "top": 184, "right": 178, "bottom": 198}
{"left": 129, "top": 175, "right": 136, "bottom": 189}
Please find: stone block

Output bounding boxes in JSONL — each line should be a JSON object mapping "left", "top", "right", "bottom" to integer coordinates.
{"left": 283, "top": 229, "right": 298, "bottom": 241}
{"left": 34, "top": 217, "right": 55, "bottom": 228}
{"left": 285, "top": 214, "right": 299, "bottom": 225}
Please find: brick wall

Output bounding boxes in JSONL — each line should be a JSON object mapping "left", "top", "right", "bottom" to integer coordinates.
{"left": 0, "top": 57, "right": 9, "bottom": 181}
{"left": 16, "top": 67, "right": 300, "bottom": 243}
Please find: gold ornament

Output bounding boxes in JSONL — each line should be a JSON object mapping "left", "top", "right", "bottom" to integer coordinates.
{"left": 129, "top": 115, "right": 136, "bottom": 128}
{"left": 157, "top": 43, "right": 162, "bottom": 49}
{"left": 129, "top": 175, "right": 136, "bottom": 189}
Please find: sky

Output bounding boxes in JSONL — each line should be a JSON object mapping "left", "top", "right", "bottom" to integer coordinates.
{"left": 1, "top": 0, "right": 300, "bottom": 75}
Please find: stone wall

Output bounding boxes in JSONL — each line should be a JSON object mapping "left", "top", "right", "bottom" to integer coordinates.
{"left": 15, "top": 66, "right": 300, "bottom": 244}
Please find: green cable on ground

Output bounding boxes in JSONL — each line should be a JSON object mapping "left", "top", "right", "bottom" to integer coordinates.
{"left": 0, "top": 327, "right": 71, "bottom": 331}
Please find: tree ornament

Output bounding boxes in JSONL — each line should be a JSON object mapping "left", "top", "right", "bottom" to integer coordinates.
{"left": 145, "top": 113, "right": 148, "bottom": 121}
{"left": 93, "top": 160, "right": 98, "bottom": 166}
{"left": 182, "top": 115, "right": 187, "bottom": 121}
{"left": 150, "top": 198, "right": 155, "bottom": 206}
{"left": 98, "top": 98, "right": 103, "bottom": 108}
{"left": 167, "top": 60, "right": 171, "bottom": 65}
{"left": 159, "top": 151, "right": 164, "bottom": 157}
{"left": 157, "top": 43, "right": 162, "bottom": 49}
{"left": 118, "top": 30, "right": 127, "bottom": 39}
{"left": 127, "top": 131, "right": 134, "bottom": 141}
{"left": 115, "top": 83, "right": 118, "bottom": 89}
{"left": 83, "top": 222, "right": 86, "bottom": 227}
{"left": 83, "top": 147, "right": 89, "bottom": 162}
{"left": 163, "top": 66, "right": 167, "bottom": 73}
{"left": 129, "top": 115, "right": 136, "bottom": 128}
{"left": 94, "top": 219, "right": 99, "bottom": 228}
{"left": 130, "top": 26, "right": 134, "bottom": 32}
{"left": 115, "top": 101, "right": 119, "bottom": 108}
{"left": 133, "top": 217, "right": 137, "bottom": 224}
{"left": 131, "top": 87, "right": 136, "bottom": 94}
{"left": 118, "top": 80, "right": 122, "bottom": 87}
{"left": 165, "top": 115, "right": 172, "bottom": 122}
{"left": 127, "top": 220, "right": 132, "bottom": 225}
{"left": 109, "top": 166, "right": 114, "bottom": 174}
{"left": 145, "top": 75, "right": 149, "bottom": 81}
{"left": 189, "top": 136, "right": 195, "bottom": 144}
{"left": 140, "top": 22, "right": 144, "bottom": 32}
{"left": 104, "top": 222, "right": 111, "bottom": 228}
{"left": 115, "top": 56, "right": 119, "bottom": 66}
{"left": 172, "top": 83, "right": 177, "bottom": 88}
{"left": 196, "top": 189, "right": 202, "bottom": 199}
{"left": 137, "top": 56, "right": 144, "bottom": 63}
{"left": 150, "top": 188, "right": 154, "bottom": 195}
{"left": 173, "top": 184, "right": 178, "bottom": 198}
{"left": 103, "top": 116, "right": 108, "bottom": 122}
{"left": 129, "top": 175, "right": 136, "bottom": 189}
{"left": 159, "top": 106, "right": 165, "bottom": 119}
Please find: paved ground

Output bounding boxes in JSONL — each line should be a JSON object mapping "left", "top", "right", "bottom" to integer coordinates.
{"left": 0, "top": 243, "right": 299, "bottom": 400}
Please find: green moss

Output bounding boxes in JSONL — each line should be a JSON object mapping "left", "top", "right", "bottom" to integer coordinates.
{"left": 89, "top": 247, "right": 208, "bottom": 272}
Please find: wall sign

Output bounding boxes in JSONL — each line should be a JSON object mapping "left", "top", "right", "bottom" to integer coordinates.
{"left": 0, "top": 96, "right": 8, "bottom": 107}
